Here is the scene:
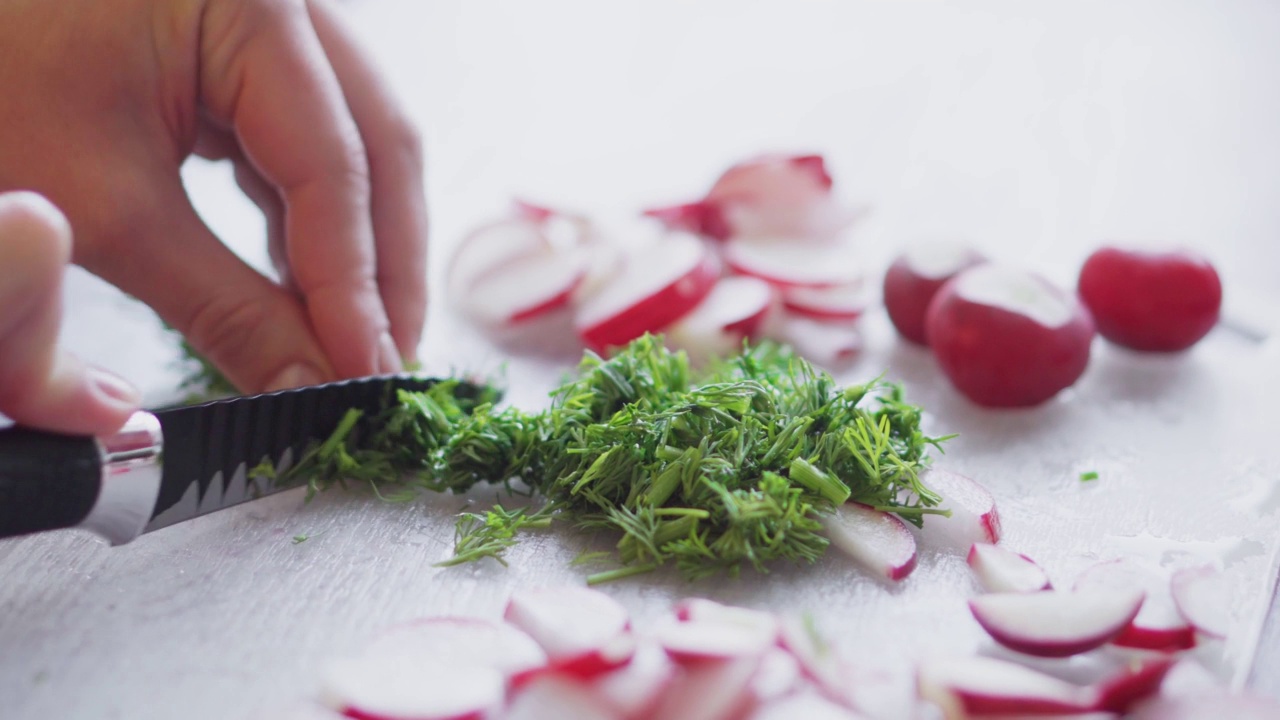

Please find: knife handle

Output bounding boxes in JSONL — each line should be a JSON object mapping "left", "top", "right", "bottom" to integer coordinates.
{"left": 0, "top": 412, "right": 163, "bottom": 544}
{"left": 0, "top": 427, "right": 101, "bottom": 540}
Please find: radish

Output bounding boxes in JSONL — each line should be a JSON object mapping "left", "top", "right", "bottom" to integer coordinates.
{"left": 748, "top": 690, "right": 865, "bottom": 720}
{"left": 643, "top": 201, "right": 732, "bottom": 242}
{"left": 1091, "top": 656, "right": 1176, "bottom": 714}
{"left": 1077, "top": 246, "right": 1222, "bottom": 352}
{"left": 650, "top": 655, "right": 762, "bottom": 720}
{"left": 748, "top": 649, "right": 803, "bottom": 702}
{"left": 672, "top": 598, "right": 780, "bottom": 639}
{"left": 504, "top": 586, "right": 636, "bottom": 678}
{"left": 1170, "top": 565, "right": 1230, "bottom": 639}
{"left": 663, "top": 276, "right": 775, "bottom": 361}
{"left": 821, "top": 503, "right": 918, "bottom": 581}
{"left": 723, "top": 235, "right": 863, "bottom": 289}
{"left": 1128, "top": 692, "right": 1280, "bottom": 719}
{"left": 914, "top": 468, "right": 1001, "bottom": 550}
{"left": 967, "top": 543, "right": 1052, "bottom": 593}
{"left": 574, "top": 231, "right": 719, "bottom": 353}
{"left": 767, "top": 312, "right": 862, "bottom": 367}
{"left": 504, "top": 674, "right": 619, "bottom": 720}
{"left": 320, "top": 656, "right": 503, "bottom": 720}
{"left": 781, "top": 280, "right": 871, "bottom": 322}
{"left": 968, "top": 589, "right": 1145, "bottom": 657}
{"left": 924, "top": 264, "right": 1095, "bottom": 407}
{"left": 592, "top": 641, "right": 679, "bottom": 720}
{"left": 917, "top": 655, "right": 1094, "bottom": 717}
{"left": 654, "top": 615, "right": 776, "bottom": 662}
{"left": 458, "top": 245, "right": 592, "bottom": 325}
{"left": 1073, "top": 559, "right": 1196, "bottom": 652}
{"left": 777, "top": 614, "right": 845, "bottom": 701}
{"left": 363, "top": 617, "right": 546, "bottom": 682}
{"left": 882, "top": 242, "right": 987, "bottom": 345}
{"left": 447, "top": 217, "right": 548, "bottom": 304}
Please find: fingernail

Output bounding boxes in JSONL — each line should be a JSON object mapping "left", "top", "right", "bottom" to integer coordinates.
{"left": 88, "top": 367, "right": 142, "bottom": 409}
{"left": 266, "top": 363, "right": 323, "bottom": 392}
{"left": 376, "top": 332, "right": 403, "bottom": 374}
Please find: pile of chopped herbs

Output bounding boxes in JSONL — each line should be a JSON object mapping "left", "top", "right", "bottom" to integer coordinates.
{"left": 266, "top": 334, "right": 954, "bottom": 583}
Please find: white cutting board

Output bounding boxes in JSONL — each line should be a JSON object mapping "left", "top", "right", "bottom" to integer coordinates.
{"left": 3, "top": 2, "right": 1280, "bottom": 718}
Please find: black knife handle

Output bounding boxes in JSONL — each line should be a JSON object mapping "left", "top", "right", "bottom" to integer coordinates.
{"left": 0, "top": 426, "right": 101, "bottom": 540}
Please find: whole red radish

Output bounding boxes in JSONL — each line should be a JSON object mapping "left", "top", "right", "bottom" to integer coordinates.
{"left": 1077, "top": 246, "right": 1221, "bottom": 352}
{"left": 925, "top": 264, "right": 1095, "bottom": 408}
{"left": 882, "top": 242, "right": 986, "bottom": 345}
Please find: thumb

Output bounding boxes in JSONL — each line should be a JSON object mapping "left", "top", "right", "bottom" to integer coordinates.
{"left": 0, "top": 191, "right": 141, "bottom": 436}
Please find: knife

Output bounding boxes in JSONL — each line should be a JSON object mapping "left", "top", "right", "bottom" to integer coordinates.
{"left": 0, "top": 374, "right": 462, "bottom": 545}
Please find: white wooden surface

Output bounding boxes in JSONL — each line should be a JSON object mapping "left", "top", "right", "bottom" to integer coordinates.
{"left": 4, "top": 2, "right": 1280, "bottom": 718}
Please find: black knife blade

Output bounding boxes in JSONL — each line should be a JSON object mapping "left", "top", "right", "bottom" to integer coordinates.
{"left": 0, "top": 374, "right": 469, "bottom": 545}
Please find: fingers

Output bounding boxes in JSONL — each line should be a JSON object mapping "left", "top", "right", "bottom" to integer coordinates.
{"left": 307, "top": 0, "right": 428, "bottom": 363}
{"left": 199, "top": 0, "right": 401, "bottom": 378}
{"left": 0, "top": 192, "right": 140, "bottom": 436}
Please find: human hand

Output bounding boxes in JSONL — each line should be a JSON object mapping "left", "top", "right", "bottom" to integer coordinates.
{"left": 0, "top": 192, "right": 142, "bottom": 435}
{"left": 0, "top": 0, "right": 427, "bottom": 393}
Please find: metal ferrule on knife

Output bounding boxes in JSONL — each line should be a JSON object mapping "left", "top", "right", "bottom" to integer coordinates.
{"left": 76, "top": 412, "right": 164, "bottom": 545}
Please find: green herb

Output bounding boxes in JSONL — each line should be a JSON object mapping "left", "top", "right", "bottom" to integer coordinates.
{"left": 271, "top": 335, "right": 952, "bottom": 580}
{"left": 1079, "top": 470, "right": 1100, "bottom": 482}
{"left": 292, "top": 532, "right": 323, "bottom": 545}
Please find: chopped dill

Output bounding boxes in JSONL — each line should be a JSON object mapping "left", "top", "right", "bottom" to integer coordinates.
{"left": 266, "top": 335, "right": 954, "bottom": 581}
{"left": 1079, "top": 470, "right": 1100, "bottom": 482}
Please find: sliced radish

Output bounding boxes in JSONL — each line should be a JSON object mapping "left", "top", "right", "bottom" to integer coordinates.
{"left": 504, "top": 586, "right": 635, "bottom": 678}
{"left": 914, "top": 468, "right": 1001, "bottom": 550}
{"left": 917, "top": 655, "right": 1094, "bottom": 717}
{"left": 644, "top": 201, "right": 731, "bottom": 242}
{"left": 574, "top": 231, "right": 719, "bottom": 352}
{"left": 1091, "top": 656, "right": 1176, "bottom": 714}
{"left": 1073, "top": 559, "right": 1196, "bottom": 652}
{"left": 925, "top": 264, "right": 1095, "bottom": 407}
{"left": 1077, "top": 246, "right": 1222, "bottom": 352}
{"left": 651, "top": 655, "right": 762, "bottom": 720}
{"left": 364, "top": 617, "right": 546, "bottom": 682}
{"left": 663, "top": 276, "right": 775, "bottom": 361}
{"left": 821, "top": 503, "right": 918, "bottom": 581}
{"left": 447, "top": 217, "right": 548, "bottom": 303}
{"left": 781, "top": 280, "right": 871, "bottom": 322}
{"left": 457, "top": 244, "right": 592, "bottom": 325}
{"left": 749, "top": 648, "right": 803, "bottom": 703}
{"left": 504, "top": 674, "right": 619, "bottom": 720}
{"left": 723, "top": 235, "right": 863, "bottom": 289}
{"left": 777, "top": 614, "right": 844, "bottom": 698}
{"left": 766, "top": 312, "right": 862, "bottom": 367}
{"left": 672, "top": 598, "right": 781, "bottom": 639}
{"left": 1170, "top": 565, "right": 1230, "bottom": 639}
{"left": 1129, "top": 692, "right": 1280, "bottom": 719}
{"left": 592, "top": 641, "right": 679, "bottom": 720}
{"left": 968, "top": 543, "right": 1052, "bottom": 593}
{"left": 654, "top": 615, "right": 776, "bottom": 662}
{"left": 748, "top": 690, "right": 865, "bottom": 720}
{"left": 968, "top": 589, "right": 1145, "bottom": 657}
{"left": 882, "top": 242, "right": 986, "bottom": 345}
{"left": 320, "top": 656, "right": 503, "bottom": 720}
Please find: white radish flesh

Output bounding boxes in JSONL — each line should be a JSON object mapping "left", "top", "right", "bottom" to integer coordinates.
{"left": 1170, "top": 565, "right": 1230, "bottom": 639}
{"left": 320, "top": 656, "right": 502, "bottom": 720}
{"left": 723, "top": 236, "right": 862, "bottom": 289}
{"left": 447, "top": 219, "right": 548, "bottom": 304}
{"left": 968, "top": 543, "right": 1052, "bottom": 593}
{"left": 748, "top": 690, "right": 866, "bottom": 720}
{"left": 456, "top": 245, "right": 592, "bottom": 325}
{"left": 917, "top": 656, "right": 1094, "bottom": 717}
{"left": 748, "top": 649, "right": 803, "bottom": 703}
{"left": 1091, "top": 656, "right": 1175, "bottom": 714}
{"left": 882, "top": 241, "right": 986, "bottom": 345}
{"left": 504, "top": 674, "right": 619, "bottom": 720}
{"left": 781, "top": 280, "right": 870, "bottom": 322}
{"left": 654, "top": 615, "right": 775, "bottom": 662}
{"left": 767, "top": 312, "right": 862, "bottom": 367}
{"left": 968, "top": 589, "right": 1145, "bottom": 658}
{"left": 504, "top": 586, "right": 635, "bottom": 677}
{"left": 651, "top": 655, "right": 762, "bottom": 720}
{"left": 574, "top": 232, "right": 719, "bottom": 352}
{"left": 663, "top": 276, "right": 774, "bottom": 361}
{"left": 915, "top": 469, "right": 1002, "bottom": 550}
{"left": 1073, "top": 559, "right": 1196, "bottom": 651}
{"left": 364, "top": 617, "right": 546, "bottom": 682}
{"left": 673, "top": 598, "right": 780, "bottom": 639}
{"left": 822, "top": 503, "right": 918, "bottom": 581}
{"left": 592, "top": 641, "right": 678, "bottom": 720}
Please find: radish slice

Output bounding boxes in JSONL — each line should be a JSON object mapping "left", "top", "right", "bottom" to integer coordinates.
{"left": 673, "top": 598, "right": 780, "bottom": 639}
{"left": 1170, "top": 565, "right": 1230, "bottom": 639}
{"left": 574, "top": 232, "right": 719, "bottom": 352}
{"left": 749, "top": 649, "right": 803, "bottom": 703}
{"left": 592, "top": 641, "right": 678, "bottom": 720}
{"left": 781, "top": 280, "right": 871, "bottom": 322}
{"left": 364, "top": 617, "right": 546, "bottom": 682}
{"left": 968, "top": 589, "right": 1145, "bottom": 658}
{"left": 644, "top": 201, "right": 732, "bottom": 242}
{"left": 748, "top": 690, "right": 865, "bottom": 720}
{"left": 1129, "top": 692, "right": 1280, "bottom": 719}
{"left": 1073, "top": 559, "right": 1197, "bottom": 651}
{"left": 917, "top": 655, "right": 1094, "bottom": 717}
{"left": 1091, "top": 656, "right": 1176, "bottom": 714}
{"left": 651, "top": 655, "right": 762, "bottom": 720}
{"left": 822, "top": 503, "right": 918, "bottom": 581}
{"left": 458, "top": 244, "right": 592, "bottom": 325}
{"left": 777, "top": 614, "right": 844, "bottom": 698}
{"left": 504, "top": 587, "right": 635, "bottom": 677}
{"left": 654, "top": 615, "right": 775, "bottom": 662}
{"left": 663, "top": 276, "right": 774, "bottom": 361}
{"left": 447, "top": 218, "right": 548, "bottom": 302}
{"left": 504, "top": 674, "right": 619, "bottom": 720}
{"left": 723, "top": 236, "right": 862, "bottom": 289}
{"left": 767, "top": 312, "right": 862, "bottom": 367}
{"left": 882, "top": 242, "right": 987, "bottom": 345}
{"left": 968, "top": 543, "right": 1052, "bottom": 593}
{"left": 915, "top": 469, "right": 1001, "bottom": 550}
{"left": 320, "top": 656, "right": 503, "bottom": 720}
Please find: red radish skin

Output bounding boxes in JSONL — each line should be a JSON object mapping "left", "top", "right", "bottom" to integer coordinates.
{"left": 1073, "top": 559, "right": 1197, "bottom": 652}
{"left": 1077, "top": 246, "right": 1222, "bottom": 352}
{"left": 915, "top": 469, "right": 1001, "bottom": 550}
{"left": 504, "top": 587, "right": 636, "bottom": 679}
{"left": 821, "top": 503, "right": 918, "bottom": 581}
{"left": 925, "top": 264, "right": 1095, "bottom": 408}
{"left": 1170, "top": 565, "right": 1230, "bottom": 638}
{"left": 644, "top": 201, "right": 732, "bottom": 242}
{"left": 883, "top": 243, "right": 986, "bottom": 345}
{"left": 321, "top": 656, "right": 503, "bottom": 720}
{"left": 574, "top": 232, "right": 719, "bottom": 353}
{"left": 1091, "top": 656, "right": 1176, "bottom": 714}
{"left": 917, "top": 656, "right": 1095, "bottom": 717}
{"left": 364, "top": 617, "right": 546, "bottom": 682}
{"left": 968, "top": 589, "right": 1145, "bottom": 658}
{"left": 967, "top": 543, "right": 1052, "bottom": 593}
{"left": 503, "top": 674, "right": 618, "bottom": 720}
